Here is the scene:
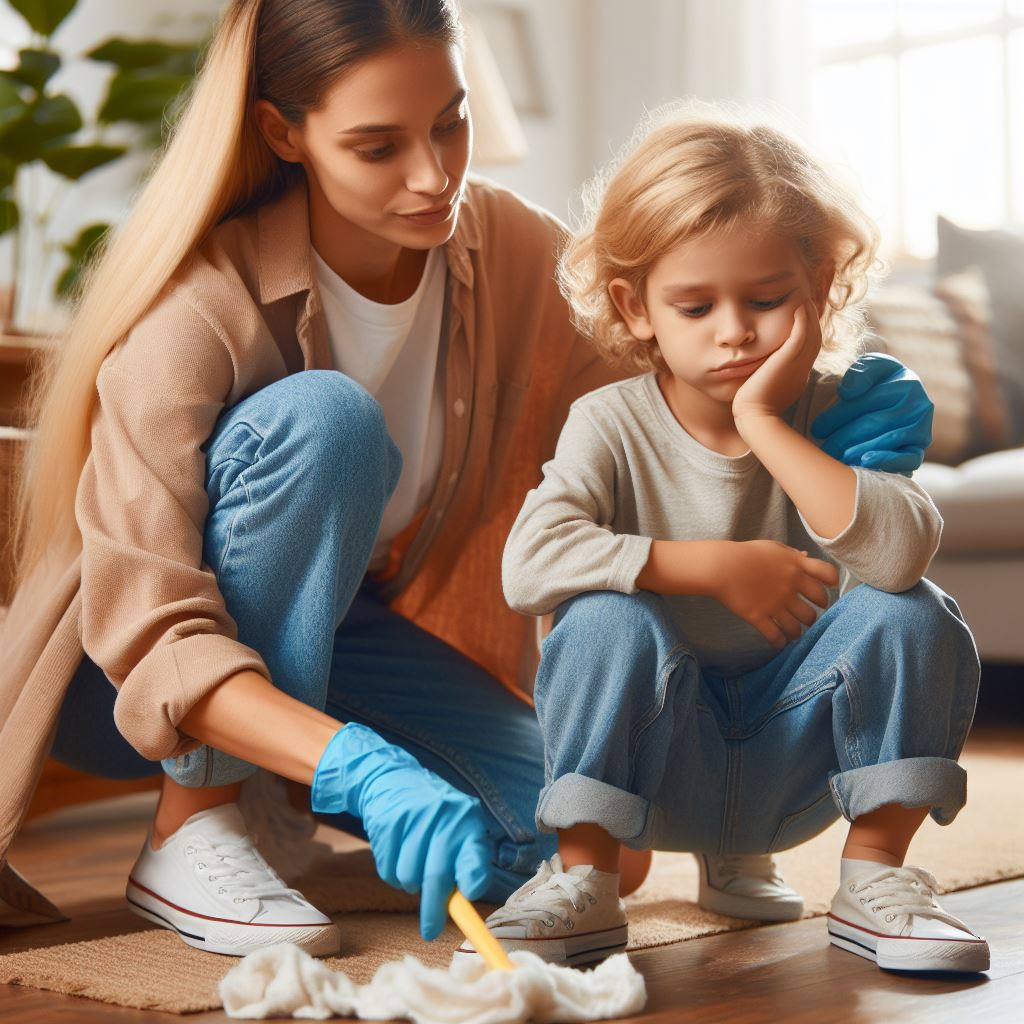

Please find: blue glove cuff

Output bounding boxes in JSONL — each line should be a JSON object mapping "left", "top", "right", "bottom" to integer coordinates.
{"left": 311, "top": 722, "right": 388, "bottom": 817}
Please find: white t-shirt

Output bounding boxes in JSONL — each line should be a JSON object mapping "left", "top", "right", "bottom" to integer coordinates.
{"left": 313, "top": 245, "right": 447, "bottom": 570}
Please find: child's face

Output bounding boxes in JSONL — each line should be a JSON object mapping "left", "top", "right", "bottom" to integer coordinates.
{"left": 609, "top": 228, "right": 826, "bottom": 405}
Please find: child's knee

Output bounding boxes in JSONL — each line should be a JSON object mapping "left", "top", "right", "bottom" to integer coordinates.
{"left": 846, "top": 579, "right": 979, "bottom": 672}
{"left": 547, "top": 589, "right": 676, "bottom": 660}
{"left": 536, "top": 590, "right": 684, "bottom": 712}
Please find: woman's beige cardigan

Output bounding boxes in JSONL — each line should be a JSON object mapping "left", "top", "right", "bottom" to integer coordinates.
{"left": 0, "top": 178, "right": 624, "bottom": 923}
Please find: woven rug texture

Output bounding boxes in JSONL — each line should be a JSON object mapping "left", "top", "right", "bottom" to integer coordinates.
{"left": 0, "top": 746, "right": 1020, "bottom": 1014}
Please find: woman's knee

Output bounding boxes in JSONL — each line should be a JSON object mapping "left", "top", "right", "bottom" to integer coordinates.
{"left": 208, "top": 370, "right": 401, "bottom": 504}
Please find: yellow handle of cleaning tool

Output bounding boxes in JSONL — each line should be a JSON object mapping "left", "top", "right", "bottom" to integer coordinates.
{"left": 448, "top": 890, "right": 515, "bottom": 971}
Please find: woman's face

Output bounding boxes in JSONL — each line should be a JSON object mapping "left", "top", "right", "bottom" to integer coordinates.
{"left": 261, "top": 41, "right": 472, "bottom": 251}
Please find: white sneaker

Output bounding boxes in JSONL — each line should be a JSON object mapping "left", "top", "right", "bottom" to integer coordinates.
{"left": 238, "top": 769, "right": 334, "bottom": 882}
{"left": 456, "top": 854, "right": 628, "bottom": 966}
{"left": 697, "top": 852, "right": 804, "bottom": 921}
{"left": 828, "top": 864, "right": 990, "bottom": 972}
{"left": 126, "top": 803, "right": 340, "bottom": 957}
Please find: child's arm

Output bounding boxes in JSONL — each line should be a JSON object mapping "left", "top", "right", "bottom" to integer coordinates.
{"left": 734, "top": 305, "right": 942, "bottom": 593}
{"left": 638, "top": 537, "right": 838, "bottom": 649}
{"left": 737, "top": 416, "right": 858, "bottom": 539}
{"left": 502, "top": 404, "right": 653, "bottom": 616}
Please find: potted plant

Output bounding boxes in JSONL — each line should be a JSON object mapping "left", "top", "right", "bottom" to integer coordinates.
{"left": 1, "top": 0, "right": 204, "bottom": 339}
{"left": 0, "top": 0, "right": 203, "bottom": 605}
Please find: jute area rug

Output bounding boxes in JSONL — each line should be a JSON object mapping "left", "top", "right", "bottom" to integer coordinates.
{"left": 1, "top": 744, "right": 1021, "bottom": 1015}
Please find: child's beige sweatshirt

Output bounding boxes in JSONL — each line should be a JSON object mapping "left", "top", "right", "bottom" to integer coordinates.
{"left": 502, "top": 370, "right": 943, "bottom": 676}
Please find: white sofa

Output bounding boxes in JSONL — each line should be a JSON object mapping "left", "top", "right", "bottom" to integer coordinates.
{"left": 916, "top": 448, "right": 1024, "bottom": 662}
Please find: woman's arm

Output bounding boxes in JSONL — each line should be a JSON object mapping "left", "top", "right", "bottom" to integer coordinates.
{"left": 78, "top": 292, "right": 276, "bottom": 762}
{"left": 177, "top": 669, "right": 341, "bottom": 785}
{"left": 811, "top": 353, "right": 934, "bottom": 475}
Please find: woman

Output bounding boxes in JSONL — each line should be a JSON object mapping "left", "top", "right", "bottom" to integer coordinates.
{"left": 0, "top": 0, "right": 931, "bottom": 957}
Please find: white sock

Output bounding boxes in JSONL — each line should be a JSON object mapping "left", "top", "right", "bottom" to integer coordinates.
{"left": 840, "top": 857, "right": 890, "bottom": 884}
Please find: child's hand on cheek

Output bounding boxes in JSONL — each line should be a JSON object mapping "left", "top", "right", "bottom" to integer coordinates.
{"left": 732, "top": 300, "right": 822, "bottom": 424}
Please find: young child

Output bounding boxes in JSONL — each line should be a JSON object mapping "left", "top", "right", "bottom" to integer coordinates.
{"left": 476, "top": 105, "right": 987, "bottom": 973}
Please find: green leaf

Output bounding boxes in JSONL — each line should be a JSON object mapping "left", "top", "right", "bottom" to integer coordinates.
{"left": 0, "top": 198, "right": 19, "bottom": 237}
{"left": 56, "top": 222, "right": 108, "bottom": 299}
{"left": 0, "top": 73, "right": 30, "bottom": 128}
{"left": 0, "top": 93, "right": 82, "bottom": 163}
{"left": 10, "top": 48, "right": 61, "bottom": 91}
{"left": 97, "top": 68, "right": 190, "bottom": 126}
{"left": 0, "top": 157, "right": 15, "bottom": 190}
{"left": 41, "top": 143, "right": 126, "bottom": 180}
{"left": 9, "top": 0, "right": 77, "bottom": 37}
{"left": 86, "top": 38, "right": 200, "bottom": 75}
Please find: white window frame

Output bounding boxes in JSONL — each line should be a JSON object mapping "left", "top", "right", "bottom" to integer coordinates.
{"left": 814, "top": 1, "right": 1024, "bottom": 257}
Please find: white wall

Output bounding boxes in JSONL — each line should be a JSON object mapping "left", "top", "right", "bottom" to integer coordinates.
{"left": 2, "top": 0, "right": 813, "bottom": 322}
{"left": 478, "top": 0, "right": 812, "bottom": 222}
{"left": 476, "top": 0, "right": 685, "bottom": 223}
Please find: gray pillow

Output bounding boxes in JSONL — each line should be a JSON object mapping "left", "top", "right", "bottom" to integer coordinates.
{"left": 936, "top": 216, "right": 1024, "bottom": 446}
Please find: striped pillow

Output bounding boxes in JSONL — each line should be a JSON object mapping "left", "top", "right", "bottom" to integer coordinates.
{"left": 866, "top": 268, "right": 1007, "bottom": 466}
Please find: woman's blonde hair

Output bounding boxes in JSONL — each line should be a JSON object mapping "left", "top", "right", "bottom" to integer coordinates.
{"left": 559, "top": 100, "right": 882, "bottom": 375}
{"left": 11, "top": 0, "right": 461, "bottom": 590}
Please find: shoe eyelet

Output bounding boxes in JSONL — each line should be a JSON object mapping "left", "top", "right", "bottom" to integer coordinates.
{"left": 544, "top": 918, "right": 555, "bottom": 928}
{"left": 859, "top": 898, "right": 866, "bottom": 904}
{"left": 218, "top": 888, "right": 226, "bottom": 895}
{"left": 208, "top": 875, "right": 216, "bottom": 882}
{"left": 185, "top": 846, "right": 195, "bottom": 856}
{"left": 848, "top": 884, "right": 855, "bottom": 892}
{"left": 234, "top": 897, "right": 244, "bottom": 904}
{"left": 566, "top": 920, "right": 575, "bottom": 930}
{"left": 871, "top": 907, "right": 879, "bottom": 913}
{"left": 196, "top": 862, "right": 206, "bottom": 871}
{"left": 885, "top": 914, "right": 894, "bottom": 922}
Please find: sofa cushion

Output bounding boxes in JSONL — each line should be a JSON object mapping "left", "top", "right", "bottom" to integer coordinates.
{"left": 915, "top": 447, "right": 1024, "bottom": 554}
{"left": 867, "top": 268, "right": 1004, "bottom": 464}
{"left": 936, "top": 217, "right": 1024, "bottom": 447}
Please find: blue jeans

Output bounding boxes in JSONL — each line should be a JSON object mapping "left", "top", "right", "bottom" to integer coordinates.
{"left": 53, "top": 370, "right": 557, "bottom": 901}
{"left": 534, "top": 583, "right": 980, "bottom": 855}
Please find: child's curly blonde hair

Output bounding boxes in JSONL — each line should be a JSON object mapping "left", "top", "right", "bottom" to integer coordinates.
{"left": 558, "top": 101, "right": 882, "bottom": 376}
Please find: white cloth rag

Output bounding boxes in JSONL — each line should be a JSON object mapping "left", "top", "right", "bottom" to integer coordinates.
{"left": 219, "top": 943, "right": 647, "bottom": 1022}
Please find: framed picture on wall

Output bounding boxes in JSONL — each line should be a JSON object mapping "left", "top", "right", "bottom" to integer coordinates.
{"left": 469, "top": 3, "right": 547, "bottom": 116}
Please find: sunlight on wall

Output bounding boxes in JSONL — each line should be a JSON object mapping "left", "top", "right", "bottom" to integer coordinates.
{"left": 810, "top": 0, "right": 1024, "bottom": 259}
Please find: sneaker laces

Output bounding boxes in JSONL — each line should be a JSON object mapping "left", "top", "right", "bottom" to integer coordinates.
{"left": 488, "top": 859, "right": 599, "bottom": 930}
{"left": 186, "top": 835, "right": 308, "bottom": 907}
{"left": 847, "top": 865, "right": 974, "bottom": 933}
{"left": 710, "top": 853, "right": 783, "bottom": 884}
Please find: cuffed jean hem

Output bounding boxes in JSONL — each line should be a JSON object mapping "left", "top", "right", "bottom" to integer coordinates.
{"left": 160, "top": 747, "right": 258, "bottom": 789}
{"left": 536, "top": 772, "right": 651, "bottom": 843}
{"left": 829, "top": 756, "right": 967, "bottom": 827}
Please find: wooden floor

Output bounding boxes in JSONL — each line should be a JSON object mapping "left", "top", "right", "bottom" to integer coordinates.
{"left": 2, "top": 726, "right": 1023, "bottom": 1023}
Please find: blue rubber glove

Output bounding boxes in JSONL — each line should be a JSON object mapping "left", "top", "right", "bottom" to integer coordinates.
{"left": 311, "top": 724, "right": 493, "bottom": 941}
{"left": 810, "top": 353, "right": 934, "bottom": 476}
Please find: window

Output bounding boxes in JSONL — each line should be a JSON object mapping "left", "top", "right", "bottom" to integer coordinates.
{"left": 810, "top": 0, "right": 1024, "bottom": 258}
